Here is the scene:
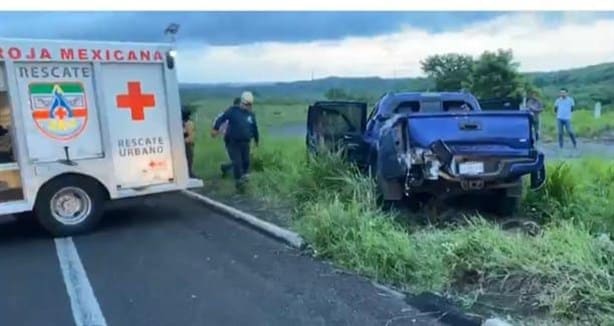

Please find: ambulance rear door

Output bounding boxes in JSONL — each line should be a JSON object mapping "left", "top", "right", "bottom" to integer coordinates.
{"left": 13, "top": 62, "right": 105, "bottom": 163}
{"left": 100, "top": 63, "right": 176, "bottom": 189}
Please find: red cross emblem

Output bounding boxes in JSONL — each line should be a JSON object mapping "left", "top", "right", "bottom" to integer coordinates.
{"left": 116, "top": 81, "right": 156, "bottom": 121}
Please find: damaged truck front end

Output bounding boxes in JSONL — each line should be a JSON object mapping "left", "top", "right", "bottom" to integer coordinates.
{"left": 306, "top": 92, "right": 547, "bottom": 216}
{"left": 375, "top": 112, "right": 546, "bottom": 213}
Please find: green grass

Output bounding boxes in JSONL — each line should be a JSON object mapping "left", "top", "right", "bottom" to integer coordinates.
{"left": 187, "top": 97, "right": 309, "bottom": 130}
{"left": 523, "top": 158, "right": 614, "bottom": 234}
{"left": 190, "top": 98, "right": 614, "bottom": 325}
{"left": 539, "top": 108, "right": 614, "bottom": 140}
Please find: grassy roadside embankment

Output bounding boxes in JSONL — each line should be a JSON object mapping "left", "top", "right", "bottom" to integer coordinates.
{"left": 191, "top": 98, "right": 614, "bottom": 325}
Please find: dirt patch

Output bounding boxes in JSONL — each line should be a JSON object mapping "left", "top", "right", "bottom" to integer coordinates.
{"left": 538, "top": 138, "right": 614, "bottom": 160}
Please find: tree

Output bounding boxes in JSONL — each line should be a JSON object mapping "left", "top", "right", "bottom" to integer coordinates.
{"left": 470, "top": 49, "right": 524, "bottom": 99}
{"left": 420, "top": 53, "right": 474, "bottom": 91}
{"left": 420, "top": 49, "right": 533, "bottom": 100}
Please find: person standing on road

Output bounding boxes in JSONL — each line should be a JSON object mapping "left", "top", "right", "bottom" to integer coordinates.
{"left": 554, "top": 88, "right": 577, "bottom": 149}
{"left": 526, "top": 91, "right": 544, "bottom": 141}
{"left": 182, "top": 107, "right": 196, "bottom": 178}
{"left": 211, "top": 92, "right": 259, "bottom": 191}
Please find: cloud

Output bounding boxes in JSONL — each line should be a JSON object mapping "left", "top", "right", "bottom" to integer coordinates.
{"left": 177, "top": 12, "right": 614, "bottom": 83}
{"left": 0, "top": 12, "right": 503, "bottom": 45}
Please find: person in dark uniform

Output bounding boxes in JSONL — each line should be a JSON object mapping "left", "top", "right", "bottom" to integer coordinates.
{"left": 211, "top": 91, "right": 259, "bottom": 191}
{"left": 182, "top": 107, "right": 196, "bottom": 178}
{"left": 218, "top": 97, "right": 241, "bottom": 177}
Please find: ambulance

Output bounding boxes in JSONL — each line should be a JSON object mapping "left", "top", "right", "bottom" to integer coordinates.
{"left": 0, "top": 38, "right": 203, "bottom": 236}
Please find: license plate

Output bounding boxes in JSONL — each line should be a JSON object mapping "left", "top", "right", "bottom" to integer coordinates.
{"left": 459, "top": 162, "right": 484, "bottom": 175}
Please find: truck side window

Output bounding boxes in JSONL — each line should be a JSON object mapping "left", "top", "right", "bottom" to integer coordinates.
{"left": 395, "top": 101, "right": 420, "bottom": 113}
{"left": 443, "top": 101, "right": 473, "bottom": 112}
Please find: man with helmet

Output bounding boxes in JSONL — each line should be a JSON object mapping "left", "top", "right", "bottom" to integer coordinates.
{"left": 211, "top": 91, "right": 259, "bottom": 191}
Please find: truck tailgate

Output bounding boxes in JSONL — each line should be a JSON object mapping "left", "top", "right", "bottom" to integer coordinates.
{"left": 407, "top": 111, "right": 534, "bottom": 157}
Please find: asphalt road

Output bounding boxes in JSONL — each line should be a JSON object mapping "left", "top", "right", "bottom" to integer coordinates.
{"left": 0, "top": 192, "right": 444, "bottom": 326}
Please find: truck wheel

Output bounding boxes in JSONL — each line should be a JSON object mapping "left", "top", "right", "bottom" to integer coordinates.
{"left": 34, "top": 176, "right": 106, "bottom": 237}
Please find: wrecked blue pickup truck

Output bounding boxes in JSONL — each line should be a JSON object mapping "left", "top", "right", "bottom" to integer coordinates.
{"left": 306, "top": 92, "right": 546, "bottom": 215}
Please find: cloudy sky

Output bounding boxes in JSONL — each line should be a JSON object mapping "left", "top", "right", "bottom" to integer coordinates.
{"left": 1, "top": 11, "right": 613, "bottom": 83}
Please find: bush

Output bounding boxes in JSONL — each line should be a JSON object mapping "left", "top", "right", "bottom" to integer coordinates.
{"left": 523, "top": 159, "right": 614, "bottom": 235}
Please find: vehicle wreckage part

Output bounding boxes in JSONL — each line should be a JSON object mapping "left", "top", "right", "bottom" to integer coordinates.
{"left": 429, "top": 140, "right": 453, "bottom": 166}
{"left": 530, "top": 158, "right": 547, "bottom": 190}
{"left": 377, "top": 124, "right": 406, "bottom": 180}
{"left": 423, "top": 157, "right": 441, "bottom": 180}
{"left": 460, "top": 179, "right": 485, "bottom": 191}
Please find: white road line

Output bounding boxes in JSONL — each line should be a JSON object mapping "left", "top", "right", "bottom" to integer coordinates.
{"left": 54, "top": 237, "right": 107, "bottom": 326}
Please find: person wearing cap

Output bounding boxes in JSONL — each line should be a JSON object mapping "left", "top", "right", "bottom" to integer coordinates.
{"left": 182, "top": 106, "right": 196, "bottom": 178}
{"left": 211, "top": 91, "right": 259, "bottom": 191}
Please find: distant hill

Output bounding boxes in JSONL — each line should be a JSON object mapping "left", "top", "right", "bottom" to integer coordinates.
{"left": 526, "top": 62, "right": 614, "bottom": 106}
{"left": 180, "top": 76, "right": 434, "bottom": 103}
{"left": 181, "top": 62, "right": 614, "bottom": 108}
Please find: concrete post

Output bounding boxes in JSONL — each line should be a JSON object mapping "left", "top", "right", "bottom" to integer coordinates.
{"left": 594, "top": 102, "right": 602, "bottom": 118}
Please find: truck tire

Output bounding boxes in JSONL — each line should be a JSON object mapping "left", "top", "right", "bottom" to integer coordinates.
{"left": 34, "top": 175, "right": 106, "bottom": 237}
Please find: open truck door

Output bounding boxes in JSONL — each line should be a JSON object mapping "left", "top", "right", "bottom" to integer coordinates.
{"left": 306, "top": 101, "right": 367, "bottom": 164}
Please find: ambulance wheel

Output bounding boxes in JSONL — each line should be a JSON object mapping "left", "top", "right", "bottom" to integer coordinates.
{"left": 34, "top": 175, "right": 106, "bottom": 237}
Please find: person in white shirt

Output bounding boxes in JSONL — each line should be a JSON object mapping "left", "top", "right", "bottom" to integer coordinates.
{"left": 554, "top": 88, "right": 577, "bottom": 149}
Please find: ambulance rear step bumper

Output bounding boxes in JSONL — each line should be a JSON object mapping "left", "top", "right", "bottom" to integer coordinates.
{"left": 187, "top": 178, "right": 204, "bottom": 189}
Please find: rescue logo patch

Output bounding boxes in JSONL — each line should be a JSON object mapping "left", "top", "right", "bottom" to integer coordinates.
{"left": 29, "top": 82, "right": 88, "bottom": 141}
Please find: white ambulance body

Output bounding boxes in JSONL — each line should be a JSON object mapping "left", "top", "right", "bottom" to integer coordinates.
{"left": 0, "top": 38, "right": 202, "bottom": 236}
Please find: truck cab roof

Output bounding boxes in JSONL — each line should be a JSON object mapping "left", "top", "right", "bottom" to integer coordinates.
{"left": 376, "top": 91, "right": 481, "bottom": 118}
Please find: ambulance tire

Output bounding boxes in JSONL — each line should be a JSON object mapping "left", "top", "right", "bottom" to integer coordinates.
{"left": 34, "top": 175, "right": 106, "bottom": 237}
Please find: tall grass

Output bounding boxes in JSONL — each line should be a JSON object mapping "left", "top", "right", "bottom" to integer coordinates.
{"left": 290, "top": 153, "right": 614, "bottom": 324}
{"left": 523, "top": 158, "right": 614, "bottom": 235}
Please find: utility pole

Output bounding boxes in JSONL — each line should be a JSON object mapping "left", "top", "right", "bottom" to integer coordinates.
{"left": 164, "top": 23, "right": 180, "bottom": 44}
